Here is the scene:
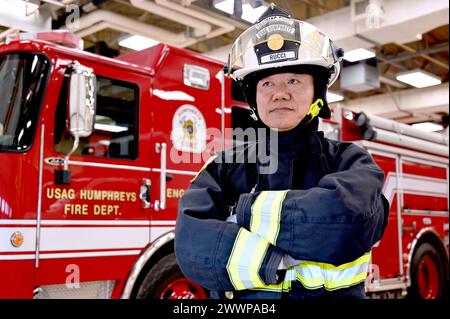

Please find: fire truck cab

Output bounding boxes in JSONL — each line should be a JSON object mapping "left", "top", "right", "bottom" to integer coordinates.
{"left": 0, "top": 32, "right": 448, "bottom": 299}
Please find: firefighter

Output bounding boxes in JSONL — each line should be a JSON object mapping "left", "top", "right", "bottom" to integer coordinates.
{"left": 175, "top": 4, "right": 389, "bottom": 299}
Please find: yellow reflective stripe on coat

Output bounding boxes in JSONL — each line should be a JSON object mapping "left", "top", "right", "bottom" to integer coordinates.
{"left": 226, "top": 228, "right": 270, "bottom": 290}
{"left": 294, "top": 251, "right": 371, "bottom": 291}
{"left": 249, "top": 190, "right": 288, "bottom": 245}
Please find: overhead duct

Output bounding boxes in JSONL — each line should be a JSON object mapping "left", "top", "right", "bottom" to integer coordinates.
{"left": 340, "top": 58, "right": 380, "bottom": 92}
{"left": 378, "top": 75, "right": 406, "bottom": 89}
{"left": 129, "top": 0, "right": 212, "bottom": 37}
{"left": 75, "top": 21, "right": 190, "bottom": 43}
{"left": 127, "top": 0, "right": 235, "bottom": 44}
{"left": 63, "top": 9, "right": 196, "bottom": 47}
{"left": 64, "top": 0, "right": 235, "bottom": 49}
{"left": 152, "top": 0, "right": 235, "bottom": 39}
{"left": 307, "top": 0, "right": 449, "bottom": 50}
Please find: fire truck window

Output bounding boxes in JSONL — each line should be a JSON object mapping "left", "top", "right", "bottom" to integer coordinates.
{"left": 54, "top": 76, "right": 138, "bottom": 160}
{"left": 0, "top": 53, "right": 50, "bottom": 152}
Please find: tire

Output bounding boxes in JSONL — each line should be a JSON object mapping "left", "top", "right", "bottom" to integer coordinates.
{"left": 408, "top": 243, "right": 445, "bottom": 299}
{"left": 136, "top": 253, "right": 208, "bottom": 299}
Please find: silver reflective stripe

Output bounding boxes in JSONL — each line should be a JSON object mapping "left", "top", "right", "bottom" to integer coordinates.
{"left": 294, "top": 252, "right": 371, "bottom": 290}
{"left": 250, "top": 191, "right": 273, "bottom": 238}
{"left": 227, "top": 228, "right": 270, "bottom": 290}
{"left": 249, "top": 190, "right": 288, "bottom": 245}
{"left": 284, "top": 267, "right": 297, "bottom": 282}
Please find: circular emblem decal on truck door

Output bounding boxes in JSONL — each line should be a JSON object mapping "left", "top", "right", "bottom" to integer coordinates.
{"left": 171, "top": 104, "right": 206, "bottom": 153}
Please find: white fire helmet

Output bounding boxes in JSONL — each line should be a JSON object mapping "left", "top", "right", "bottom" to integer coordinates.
{"left": 226, "top": 4, "right": 344, "bottom": 120}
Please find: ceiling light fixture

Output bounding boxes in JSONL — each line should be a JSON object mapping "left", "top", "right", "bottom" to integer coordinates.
{"left": 213, "top": 0, "right": 268, "bottom": 23}
{"left": 411, "top": 122, "right": 444, "bottom": 132}
{"left": 118, "top": 35, "right": 159, "bottom": 51}
{"left": 343, "top": 48, "right": 376, "bottom": 62}
{"left": 213, "top": 0, "right": 234, "bottom": 15}
{"left": 327, "top": 91, "right": 344, "bottom": 103}
{"left": 11, "top": 0, "right": 40, "bottom": 15}
{"left": 241, "top": 2, "right": 268, "bottom": 23}
{"left": 396, "top": 69, "right": 442, "bottom": 88}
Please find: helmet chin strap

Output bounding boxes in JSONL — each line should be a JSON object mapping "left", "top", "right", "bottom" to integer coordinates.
{"left": 299, "top": 98, "right": 324, "bottom": 126}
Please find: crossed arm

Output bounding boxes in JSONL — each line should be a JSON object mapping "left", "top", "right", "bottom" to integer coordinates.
{"left": 174, "top": 144, "right": 388, "bottom": 291}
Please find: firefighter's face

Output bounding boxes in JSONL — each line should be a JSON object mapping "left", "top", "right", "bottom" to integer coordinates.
{"left": 256, "top": 73, "right": 314, "bottom": 131}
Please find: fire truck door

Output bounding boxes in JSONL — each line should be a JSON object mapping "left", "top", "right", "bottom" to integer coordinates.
{"left": 37, "top": 71, "right": 152, "bottom": 295}
{"left": 0, "top": 53, "right": 51, "bottom": 298}
{"left": 148, "top": 62, "right": 224, "bottom": 239}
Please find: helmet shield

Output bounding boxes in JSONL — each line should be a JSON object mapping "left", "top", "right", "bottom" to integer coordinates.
{"left": 228, "top": 18, "right": 341, "bottom": 86}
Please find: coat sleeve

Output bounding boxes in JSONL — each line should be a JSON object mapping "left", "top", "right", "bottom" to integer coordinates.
{"left": 174, "top": 153, "right": 284, "bottom": 291}
{"left": 235, "top": 143, "right": 389, "bottom": 266}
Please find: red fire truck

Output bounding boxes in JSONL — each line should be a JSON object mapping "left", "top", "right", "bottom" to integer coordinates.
{"left": 0, "top": 31, "right": 448, "bottom": 299}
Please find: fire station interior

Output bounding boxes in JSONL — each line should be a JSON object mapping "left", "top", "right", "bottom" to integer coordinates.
{"left": 1, "top": 0, "right": 447, "bottom": 133}
{"left": 0, "top": 0, "right": 449, "bottom": 301}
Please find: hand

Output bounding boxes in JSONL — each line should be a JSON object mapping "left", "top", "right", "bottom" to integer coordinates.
{"left": 278, "top": 254, "right": 299, "bottom": 270}
{"left": 226, "top": 214, "right": 237, "bottom": 223}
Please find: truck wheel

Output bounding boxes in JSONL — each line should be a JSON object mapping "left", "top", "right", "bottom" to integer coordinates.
{"left": 408, "top": 243, "right": 445, "bottom": 299}
{"left": 136, "top": 253, "right": 208, "bottom": 299}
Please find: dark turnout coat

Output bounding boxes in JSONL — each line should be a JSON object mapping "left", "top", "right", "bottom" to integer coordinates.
{"left": 175, "top": 126, "right": 389, "bottom": 299}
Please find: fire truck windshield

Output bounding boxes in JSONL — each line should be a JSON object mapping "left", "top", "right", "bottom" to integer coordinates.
{"left": 0, "top": 53, "right": 50, "bottom": 152}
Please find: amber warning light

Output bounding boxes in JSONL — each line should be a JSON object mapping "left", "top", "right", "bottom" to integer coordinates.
{"left": 10, "top": 231, "right": 24, "bottom": 248}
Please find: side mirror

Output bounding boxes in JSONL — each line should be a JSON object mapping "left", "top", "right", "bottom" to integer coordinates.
{"left": 68, "top": 63, "right": 96, "bottom": 138}
{"left": 55, "top": 62, "right": 96, "bottom": 185}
